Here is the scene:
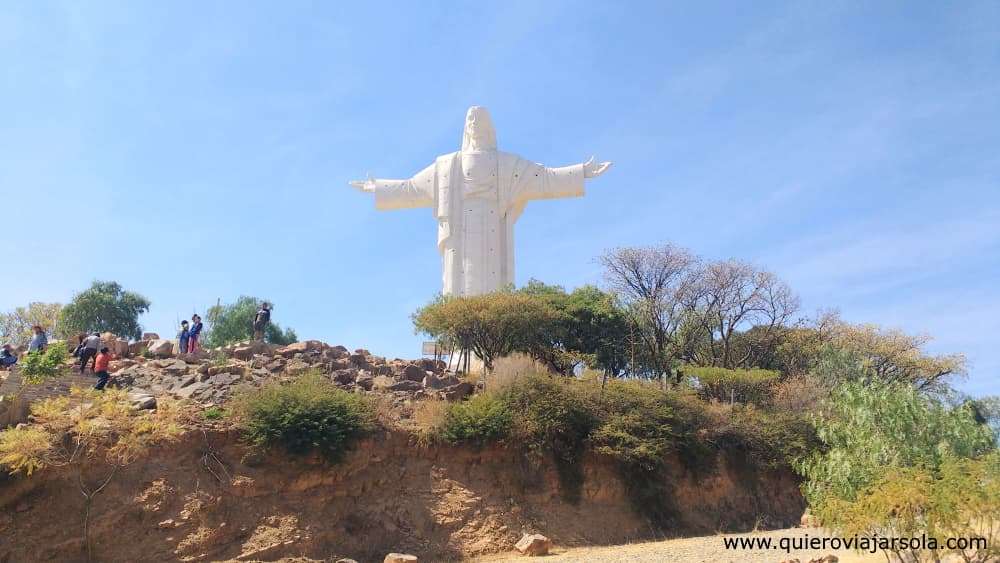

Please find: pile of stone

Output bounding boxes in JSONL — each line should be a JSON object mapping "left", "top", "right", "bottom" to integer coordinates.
{"left": 108, "top": 339, "right": 473, "bottom": 406}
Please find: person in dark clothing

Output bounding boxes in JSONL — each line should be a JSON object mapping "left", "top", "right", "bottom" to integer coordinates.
{"left": 79, "top": 332, "right": 101, "bottom": 373}
{"left": 253, "top": 303, "right": 271, "bottom": 341}
{"left": 188, "top": 315, "right": 203, "bottom": 353}
{"left": 178, "top": 320, "right": 190, "bottom": 354}
{"left": 0, "top": 344, "right": 16, "bottom": 369}
{"left": 93, "top": 347, "right": 113, "bottom": 390}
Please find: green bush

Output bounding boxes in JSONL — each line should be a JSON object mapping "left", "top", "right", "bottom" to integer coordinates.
{"left": 589, "top": 380, "right": 676, "bottom": 471}
{"left": 232, "top": 372, "right": 373, "bottom": 461}
{"left": 829, "top": 452, "right": 999, "bottom": 562}
{"left": 20, "top": 342, "right": 68, "bottom": 384}
{"left": 440, "top": 394, "right": 512, "bottom": 446}
{"left": 797, "top": 380, "right": 994, "bottom": 509}
{"left": 685, "top": 366, "right": 780, "bottom": 406}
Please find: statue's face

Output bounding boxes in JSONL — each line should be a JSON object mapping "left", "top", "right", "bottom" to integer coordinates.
{"left": 463, "top": 106, "right": 496, "bottom": 150}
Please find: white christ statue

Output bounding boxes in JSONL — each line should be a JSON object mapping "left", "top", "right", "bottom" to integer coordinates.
{"left": 350, "top": 106, "right": 611, "bottom": 296}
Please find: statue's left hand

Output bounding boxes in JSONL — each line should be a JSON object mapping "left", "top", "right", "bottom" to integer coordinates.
{"left": 583, "top": 156, "right": 612, "bottom": 178}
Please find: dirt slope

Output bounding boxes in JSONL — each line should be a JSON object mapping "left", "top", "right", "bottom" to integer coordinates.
{"left": 0, "top": 430, "right": 804, "bottom": 562}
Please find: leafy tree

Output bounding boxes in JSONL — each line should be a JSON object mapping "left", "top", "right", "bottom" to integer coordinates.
{"left": 413, "top": 290, "right": 558, "bottom": 372}
{"left": 58, "top": 281, "right": 150, "bottom": 340}
{"left": 0, "top": 302, "right": 62, "bottom": 347}
{"left": 203, "top": 296, "right": 297, "bottom": 348}
{"left": 519, "top": 281, "right": 629, "bottom": 375}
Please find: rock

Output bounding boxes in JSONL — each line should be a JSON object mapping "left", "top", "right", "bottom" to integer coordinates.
{"left": 324, "top": 346, "right": 350, "bottom": 360}
{"left": 800, "top": 508, "right": 819, "bottom": 528}
{"left": 277, "top": 340, "right": 324, "bottom": 358}
{"left": 355, "top": 348, "right": 371, "bottom": 356}
{"left": 146, "top": 339, "right": 175, "bottom": 358}
{"left": 265, "top": 359, "right": 286, "bottom": 372}
{"left": 349, "top": 354, "right": 370, "bottom": 369}
{"left": 129, "top": 341, "right": 149, "bottom": 356}
{"left": 389, "top": 380, "right": 422, "bottom": 392}
{"left": 332, "top": 370, "right": 357, "bottom": 385}
{"left": 284, "top": 359, "right": 311, "bottom": 376}
{"left": 402, "top": 364, "right": 426, "bottom": 382}
{"left": 383, "top": 554, "right": 418, "bottom": 563}
{"left": 514, "top": 534, "right": 551, "bottom": 556}
{"left": 154, "top": 359, "right": 189, "bottom": 376}
{"left": 335, "top": 559, "right": 359, "bottom": 563}
{"left": 130, "top": 393, "right": 157, "bottom": 409}
{"left": 422, "top": 373, "right": 460, "bottom": 390}
{"left": 441, "top": 381, "right": 474, "bottom": 401}
{"left": 355, "top": 373, "right": 374, "bottom": 391}
{"left": 142, "top": 332, "right": 160, "bottom": 341}
{"left": 372, "top": 375, "right": 395, "bottom": 391}
{"left": 175, "top": 382, "right": 208, "bottom": 400}
{"left": 808, "top": 557, "right": 838, "bottom": 563}
{"left": 232, "top": 341, "right": 269, "bottom": 360}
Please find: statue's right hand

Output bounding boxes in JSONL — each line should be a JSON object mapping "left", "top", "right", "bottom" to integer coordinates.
{"left": 349, "top": 178, "right": 376, "bottom": 193}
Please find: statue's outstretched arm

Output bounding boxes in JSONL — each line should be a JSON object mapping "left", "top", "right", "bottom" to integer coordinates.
{"left": 348, "top": 162, "right": 436, "bottom": 210}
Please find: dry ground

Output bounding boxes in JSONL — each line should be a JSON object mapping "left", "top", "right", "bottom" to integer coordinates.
{"left": 474, "top": 527, "right": 885, "bottom": 563}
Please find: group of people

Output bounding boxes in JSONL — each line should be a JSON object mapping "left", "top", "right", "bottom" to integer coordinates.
{"left": 175, "top": 314, "right": 204, "bottom": 355}
{"left": 72, "top": 333, "right": 113, "bottom": 390}
{"left": 1, "top": 302, "right": 274, "bottom": 391}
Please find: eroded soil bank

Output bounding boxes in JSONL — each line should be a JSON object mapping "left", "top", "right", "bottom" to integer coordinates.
{"left": 0, "top": 430, "right": 804, "bottom": 562}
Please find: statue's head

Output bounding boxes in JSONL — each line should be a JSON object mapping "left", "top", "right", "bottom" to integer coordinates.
{"left": 462, "top": 106, "right": 497, "bottom": 151}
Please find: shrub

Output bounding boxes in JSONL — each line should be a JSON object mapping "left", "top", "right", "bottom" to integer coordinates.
{"left": 500, "top": 374, "right": 597, "bottom": 502}
{"left": 685, "top": 366, "right": 779, "bottom": 406}
{"left": 439, "top": 394, "right": 512, "bottom": 446}
{"left": 0, "top": 426, "right": 52, "bottom": 476}
{"left": 797, "top": 380, "right": 994, "bottom": 509}
{"left": 231, "top": 372, "right": 373, "bottom": 461}
{"left": 831, "top": 453, "right": 999, "bottom": 562}
{"left": 589, "top": 380, "right": 676, "bottom": 471}
{"left": 202, "top": 407, "right": 225, "bottom": 420}
{"left": 20, "top": 342, "right": 69, "bottom": 384}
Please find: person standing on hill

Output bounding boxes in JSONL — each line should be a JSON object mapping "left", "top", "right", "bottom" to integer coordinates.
{"left": 27, "top": 326, "right": 48, "bottom": 353}
{"left": 253, "top": 302, "right": 271, "bottom": 342}
{"left": 79, "top": 332, "right": 101, "bottom": 373}
{"left": 188, "top": 314, "right": 203, "bottom": 353}
{"left": 93, "top": 347, "right": 114, "bottom": 390}
{"left": 177, "top": 320, "right": 190, "bottom": 354}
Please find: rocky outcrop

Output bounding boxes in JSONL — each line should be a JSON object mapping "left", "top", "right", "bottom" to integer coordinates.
{"left": 104, "top": 340, "right": 467, "bottom": 406}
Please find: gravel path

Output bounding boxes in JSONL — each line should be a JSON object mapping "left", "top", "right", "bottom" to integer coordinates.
{"left": 474, "top": 528, "right": 884, "bottom": 563}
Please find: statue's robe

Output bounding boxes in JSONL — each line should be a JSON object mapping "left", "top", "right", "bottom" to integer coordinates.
{"left": 372, "top": 150, "right": 585, "bottom": 295}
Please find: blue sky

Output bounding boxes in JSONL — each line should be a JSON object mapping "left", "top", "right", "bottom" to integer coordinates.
{"left": 1, "top": 1, "right": 997, "bottom": 396}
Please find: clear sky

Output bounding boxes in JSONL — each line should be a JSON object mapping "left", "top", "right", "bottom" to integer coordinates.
{"left": 2, "top": 1, "right": 997, "bottom": 396}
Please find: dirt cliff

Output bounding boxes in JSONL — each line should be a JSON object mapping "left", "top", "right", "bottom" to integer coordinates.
{"left": 0, "top": 428, "right": 804, "bottom": 562}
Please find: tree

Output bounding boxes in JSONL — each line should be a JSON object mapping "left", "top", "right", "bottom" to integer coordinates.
{"left": 58, "top": 281, "right": 150, "bottom": 340}
{"left": 0, "top": 302, "right": 62, "bottom": 346}
{"left": 600, "top": 244, "right": 697, "bottom": 381}
{"left": 518, "top": 281, "right": 629, "bottom": 376}
{"left": 828, "top": 321, "right": 965, "bottom": 391}
{"left": 413, "top": 291, "right": 558, "bottom": 373}
{"left": 203, "top": 296, "right": 297, "bottom": 348}
{"left": 682, "top": 260, "right": 800, "bottom": 369}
